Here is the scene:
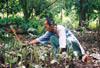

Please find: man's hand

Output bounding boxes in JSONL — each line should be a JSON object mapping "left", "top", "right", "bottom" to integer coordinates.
{"left": 23, "top": 43, "right": 27, "bottom": 46}
{"left": 22, "top": 43, "right": 28, "bottom": 47}
{"left": 22, "top": 40, "right": 39, "bottom": 47}
{"left": 22, "top": 41, "right": 29, "bottom": 46}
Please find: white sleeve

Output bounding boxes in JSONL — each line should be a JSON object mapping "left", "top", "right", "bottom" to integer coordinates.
{"left": 58, "top": 26, "right": 66, "bottom": 48}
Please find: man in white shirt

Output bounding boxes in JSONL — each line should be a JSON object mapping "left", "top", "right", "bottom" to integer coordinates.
{"left": 27, "top": 17, "right": 87, "bottom": 60}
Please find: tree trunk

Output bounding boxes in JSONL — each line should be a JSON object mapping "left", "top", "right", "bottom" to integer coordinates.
{"left": 19, "top": 0, "right": 30, "bottom": 20}
{"left": 7, "top": 0, "right": 9, "bottom": 18}
{"left": 98, "top": 12, "right": 100, "bottom": 48}
{"left": 87, "top": 0, "right": 90, "bottom": 27}
{"left": 79, "top": 0, "right": 86, "bottom": 27}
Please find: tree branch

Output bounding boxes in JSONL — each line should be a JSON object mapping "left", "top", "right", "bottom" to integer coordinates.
{"left": 39, "top": 0, "right": 58, "bottom": 17}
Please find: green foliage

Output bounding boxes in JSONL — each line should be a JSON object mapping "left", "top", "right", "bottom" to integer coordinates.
{"left": 19, "top": 17, "right": 44, "bottom": 34}
{"left": 0, "top": 0, "right": 100, "bottom": 33}
{"left": 0, "top": 16, "right": 23, "bottom": 25}
{"left": 1, "top": 40, "right": 75, "bottom": 67}
{"left": 81, "top": 27, "right": 86, "bottom": 35}
{"left": 88, "top": 22, "right": 97, "bottom": 30}
{"left": 38, "top": 25, "right": 44, "bottom": 34}
{"left": 0, "top": 29, "right": 12, "bottom": 42}
{"left": 8, "top": 0, "right": 21, "bottom": 14}
{"left": 0, "top": 16, "right": 44, "bottom": 35}
{"left": 0, "top": 0, "right": 6, "bottom": 13}
{"left": 0, "top": 0, "right": 21, "bottom": 14}
{"left": 64, "top": 0, "right": 100, "bottom": 29}
{"left": 19, "top": 0, "right": 51, "bottom": 19}
{"left": 12, "top": 57, "right": 18, "bottom": 63}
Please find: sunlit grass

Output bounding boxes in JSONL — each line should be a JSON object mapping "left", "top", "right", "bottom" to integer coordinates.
{"left": 88, "top": 21, "right": 98, "bottom": 30}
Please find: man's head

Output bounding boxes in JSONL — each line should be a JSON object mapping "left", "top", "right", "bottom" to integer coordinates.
{"left": 43, "top": 18, "right": 55, "bottom": 32}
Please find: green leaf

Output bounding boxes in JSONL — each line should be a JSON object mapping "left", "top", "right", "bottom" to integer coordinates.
{"left": 38, "top": 25, "right": 43, "bottom": 33}
{"left": 12, "top": 57, "right": 18, "bottom": 63}
{"left": 98, "top": 12, "right": 100, "bottom": 16}
{"left": 7, "top": 57, "right": 11, "bottom": 63}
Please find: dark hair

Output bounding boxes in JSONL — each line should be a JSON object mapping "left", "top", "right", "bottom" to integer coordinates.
{"left": 45, "top": 17, "right": 56, "bottom": 25}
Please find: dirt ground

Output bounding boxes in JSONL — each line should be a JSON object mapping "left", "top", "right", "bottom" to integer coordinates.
{"left": 17, "top": 30, "right": 100, "bottom": 68}
{"left": 0, "top": 30, "right": 100, "bottom": 68}
{"left": 69, "top": 31, "right": 100, "bottom": 68}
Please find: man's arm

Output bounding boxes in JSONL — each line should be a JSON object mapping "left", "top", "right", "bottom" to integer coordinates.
{"left": 29, "top": 40, "right": 39, "bottom": 45}
{"left": 23, "top": 40, "right": 39, "bottom": 46}
{"left": 28, "top": 31, "right": 51, "bottom": 45}
{"left": 23, "top": 31, "right": 51, "bottom": 46}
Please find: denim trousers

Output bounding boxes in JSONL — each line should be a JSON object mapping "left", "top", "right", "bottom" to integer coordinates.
{"left": 50, "top": 35, "right": 84, "bottom": 59}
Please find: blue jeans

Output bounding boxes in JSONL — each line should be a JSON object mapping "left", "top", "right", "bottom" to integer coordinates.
{"left": 50, "top": 35, "right": 84, "bottom": 59}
